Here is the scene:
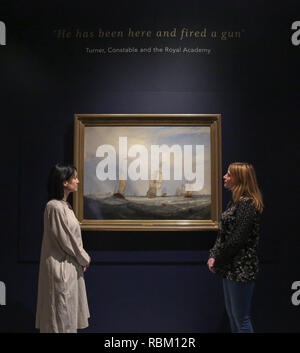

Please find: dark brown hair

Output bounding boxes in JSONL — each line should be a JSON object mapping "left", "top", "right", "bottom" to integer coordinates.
{"left": 47, "top": 164, "right": 77, "bottom": 200}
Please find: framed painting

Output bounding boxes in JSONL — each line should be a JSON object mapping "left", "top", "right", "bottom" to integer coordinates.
{"left": 73, "top": 114, "right": 222, "bottom": 231}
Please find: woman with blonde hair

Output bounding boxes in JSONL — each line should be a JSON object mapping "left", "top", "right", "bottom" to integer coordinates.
{"left": 207, "top": 162, "right": 263, "bottom": 333}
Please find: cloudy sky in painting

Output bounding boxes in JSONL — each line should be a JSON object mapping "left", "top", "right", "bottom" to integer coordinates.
{"left": 84, "top": 126, "right": 211, "bottom": 196}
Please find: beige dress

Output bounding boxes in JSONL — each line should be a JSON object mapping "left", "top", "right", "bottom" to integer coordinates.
{"left": 35, "top": 199, "right": 91, "bottom": 333}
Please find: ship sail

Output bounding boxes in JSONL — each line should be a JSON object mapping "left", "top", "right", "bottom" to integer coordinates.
{"left": 146, "top": 180, "right": 157, "bottom": 198}
{"left": 119, "top": 179, "right": 126, "bottom": 192}
{"left": 156, "top": 169, "right": 163, "bottom": 197}
{"left": 113, "top": 176, "right": 127, "bottom": 199}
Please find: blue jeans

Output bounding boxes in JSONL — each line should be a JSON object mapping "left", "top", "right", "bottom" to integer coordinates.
{"left": 222, "top": 278, "right": 255, "bottom": 333}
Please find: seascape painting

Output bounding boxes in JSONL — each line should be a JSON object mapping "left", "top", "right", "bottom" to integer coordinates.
{"left": 83, "top": 126, "right": 211, "bottom": 220}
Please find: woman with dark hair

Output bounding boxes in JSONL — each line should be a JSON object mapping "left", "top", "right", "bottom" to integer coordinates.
{"left": 36, "top": 164, "right": 91, "bottom": 333}
{"left": 207, "top": 162, "right": 263, "bottom": 333}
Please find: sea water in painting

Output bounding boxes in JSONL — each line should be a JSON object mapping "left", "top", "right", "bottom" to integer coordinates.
{"left": 84, "top": 126, "right": 211, "bottom": 220}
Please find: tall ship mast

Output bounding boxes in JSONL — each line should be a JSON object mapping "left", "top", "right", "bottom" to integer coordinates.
{"left": 146, "top": 169, "right": 163, "bottom": 198}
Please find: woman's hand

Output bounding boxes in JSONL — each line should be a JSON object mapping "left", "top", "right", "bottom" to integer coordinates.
{"left": 83, "top": 261, "right": 90, "bottom": 273}
{"left": 207, "top": 258, "right": 216, "bottom": 273}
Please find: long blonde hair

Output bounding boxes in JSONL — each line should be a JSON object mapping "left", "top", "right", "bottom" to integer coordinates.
{"left": 229, "top": 162, "right": 264, "bottom": 213}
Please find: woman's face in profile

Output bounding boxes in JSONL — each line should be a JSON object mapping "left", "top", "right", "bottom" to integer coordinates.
{"left": 223, "top": 169, "right": 237, "bottom": 190}
{"left": 64, "top": 171, "right": 80, "bottom": 193}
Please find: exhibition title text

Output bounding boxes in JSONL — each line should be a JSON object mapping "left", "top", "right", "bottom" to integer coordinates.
{"left": 54, "top": 27, "right": 243, "bottom": 41}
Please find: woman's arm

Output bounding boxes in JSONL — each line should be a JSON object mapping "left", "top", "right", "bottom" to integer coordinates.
{"left": 209, "top": 235, "right": 222, "bottom": 259}
{"left": 47, "top": 204, "right": 91, "bottom": 267}
{"left": 213, "top": 198, "right": 256, "bottom": 268}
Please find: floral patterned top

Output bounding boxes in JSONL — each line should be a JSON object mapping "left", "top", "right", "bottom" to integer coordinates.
{"left": 209, "top": 197, "right": 260, "bottom": 282}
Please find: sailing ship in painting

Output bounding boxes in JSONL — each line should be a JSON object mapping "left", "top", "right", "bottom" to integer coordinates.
{"left": 146, "top": 170, "right": 163, "bottom": 198}
{"left": 113, "top": 179, "right": 126, "bottom": 199}
{"left": 176, "top": 182, "right": 193, "bottom": 198}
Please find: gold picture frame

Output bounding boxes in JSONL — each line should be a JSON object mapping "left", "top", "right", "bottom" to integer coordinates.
{"left": 73, "top": 114, "right": 222, "bottom": 231}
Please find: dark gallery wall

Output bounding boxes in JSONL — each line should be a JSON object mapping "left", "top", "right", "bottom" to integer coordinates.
{"left": 0, "top": 1, "right": 300, "bottom": 333}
